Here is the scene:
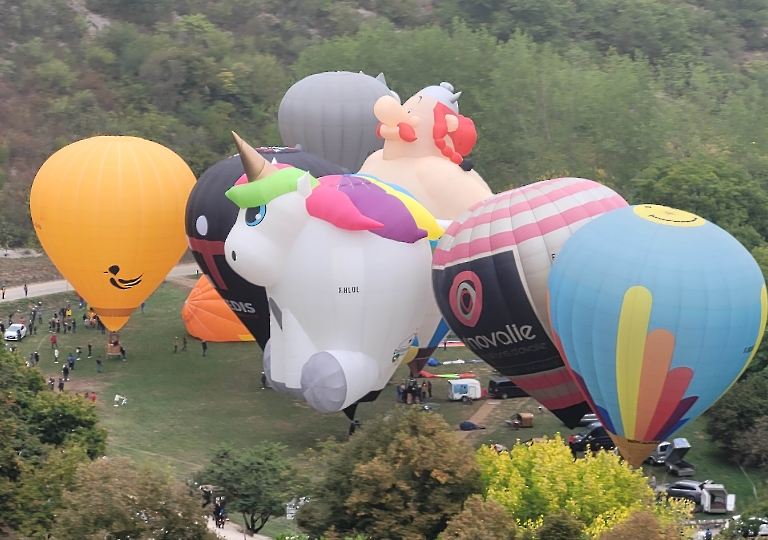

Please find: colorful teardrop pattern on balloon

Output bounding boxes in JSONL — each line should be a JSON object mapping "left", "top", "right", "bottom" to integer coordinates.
{"left": 558, "top": 285, "right": 699, "bottom": 443}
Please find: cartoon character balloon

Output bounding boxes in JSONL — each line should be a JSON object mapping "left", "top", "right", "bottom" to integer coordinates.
{"left": 182, "top": 275, "right": 255, "bottom": 343}
{"left": 433, "top": 178, "right": 628, "bottom": 428}
{"left": 30, "top": 136, "right": 195, "bottom": 330}
{"left": 548, "top": 205, "right": 767, "bottom": 466}
{"left": 359, "top": 81, "right": 492, "bottom": 221}
{"left": 279, "top": 71, "right": 396, "bottom": 172}
{"left": 185, "top": 148, "right": 346, "bottom": 350}
{"left": 223, "top": 134, "right": 442, "bottom": 414}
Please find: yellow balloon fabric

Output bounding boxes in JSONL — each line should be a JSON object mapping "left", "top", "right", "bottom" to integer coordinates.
{"left": 30, "top": 136, "right": 196, "bottom": 330}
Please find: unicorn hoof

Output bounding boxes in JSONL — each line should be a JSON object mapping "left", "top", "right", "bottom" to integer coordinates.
{"left": 301, "top": 352, "right": 348, "bottom": 413}
{"left": 263, "top": 340, "right": 288, "bottom": 394}
{"left": 301, "top": 350, "right": 380, "bottom": 413}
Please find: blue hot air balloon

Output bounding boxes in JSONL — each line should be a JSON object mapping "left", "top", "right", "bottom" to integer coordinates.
{"left": 548, "top": 204, "right": 767, "bottom": 466}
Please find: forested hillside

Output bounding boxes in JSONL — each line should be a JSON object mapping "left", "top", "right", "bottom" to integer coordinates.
{"left": 3, "top": 0, "right": 768, "bottom": 248}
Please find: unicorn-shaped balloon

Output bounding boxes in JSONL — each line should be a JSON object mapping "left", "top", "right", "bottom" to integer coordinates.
{"left": 224, "top": 133, "right": 443, "bottom": 414}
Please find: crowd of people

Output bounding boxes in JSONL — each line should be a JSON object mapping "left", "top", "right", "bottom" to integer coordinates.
{"left": 397, "top": 379, "right": 432, "bottom": 404}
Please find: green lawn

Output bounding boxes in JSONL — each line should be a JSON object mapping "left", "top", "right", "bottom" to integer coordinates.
{"left": 4, "top": 282, "right": 768, "bottom": 533}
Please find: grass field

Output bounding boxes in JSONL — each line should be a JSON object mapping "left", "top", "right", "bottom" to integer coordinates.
{"left": 3, "top": 280, "right": 768, "bottom": 535}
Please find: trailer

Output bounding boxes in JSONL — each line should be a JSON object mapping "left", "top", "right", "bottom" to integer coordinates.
{"left": 447, "top": 379, "right": 482, "bottom": 402}
{"left": 700, "top": 483, "right": 735, "bottom": 514}
{"left": 665, "top": 438, "right": 696, "bottom": 477}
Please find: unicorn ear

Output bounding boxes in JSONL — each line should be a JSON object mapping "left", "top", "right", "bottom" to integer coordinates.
{"left": 297, "top": 172, "right": 313, "bottom": 199}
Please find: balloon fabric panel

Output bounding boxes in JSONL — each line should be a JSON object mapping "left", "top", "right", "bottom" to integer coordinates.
{"left": 31, "top": 136, "right": 195, "bottom": 330}
{"left": 548, "top": 205, "right": 767, "bottom": 465}
{"left": 433, "top": 178, "right": 628, "bottom": 428}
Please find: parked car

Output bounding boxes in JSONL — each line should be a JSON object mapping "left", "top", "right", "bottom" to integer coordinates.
{"left": 488, "top": 378, "right": 528, "bottom": 399}
{"left": 645, "top": 441, "right": 671, "bottom": 465}
{"left": 666, "top": 480, "right": 705, "bottom": 504}
{"left": 4, "top": 324, "right": 26, "bottom": 341}
{"left": 568, "top": 422, "right": 615, "bottom": 454}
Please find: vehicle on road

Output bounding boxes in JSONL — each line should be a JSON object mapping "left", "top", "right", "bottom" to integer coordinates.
{"left": 645, "top": 441, "right": 672, "bottom": 465}
{"left": 666, "top": 480, "right": 705, "bottom": 504}
{"left": 568, "top": 422, "right": 615, "bottom": 454}
{"left": 488, "top": 378, "right": 528, "bottom": 399}
{"left": 4, "top": 324, "right": 27, "bottom": 341}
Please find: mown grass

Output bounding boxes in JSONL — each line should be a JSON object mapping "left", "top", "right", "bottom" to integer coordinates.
{"left": 4, "top": 281, "right": 767, "bottom": 533}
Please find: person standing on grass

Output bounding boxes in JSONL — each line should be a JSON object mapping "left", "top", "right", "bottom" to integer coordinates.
{"left": 68, "top": 353, "right": 75, "bottom": 371}
{"left": 72, "top": 319, "right": 76, "bottom": 333}
{"left": 23, "top": 284, "right": 27, "bottom": 297}
{"left": 427, "top": 380, "right": 432, "bottom": 398}
{"left": 34, "top": 351, "right": 39, "bottom": 365}
{"left": 1, "top": 286, "right": 5, "bottom": 299}
{"left": 182, "top": 336, "right": 187, "bottom": 352}
{"left": 201, "top": 339, "right": 207, "bottom": 357}
{"left": 50, "top": 334, "right": 58, "bottom": 349}
{"left": 62, "top": 364, "right": 69, "bottom": 381}
{"left": 120, "top": 346, "right": 126, "bottom": 360}
{"left": 54, "top": 349, "right": 59, "bottom": 363}
{"left": 48, "top": 377, "right": 55, "bottom": 391}
{"left": 141, "top": 301, "right": 145, "bottom": 314}
{"left": 261, "top": 372, "right": 267, "bottom": 389}
{"left": 173, "top": 337, "right": 178, "bottom": 353}
{"left": 96, "top": 357, "right": 102, "bottom": 373}
{"left": 88, "top": 342, "right": 92, "bottom": 358}
{"left": 58, "top": 378, "right": 64, "bottom": 392}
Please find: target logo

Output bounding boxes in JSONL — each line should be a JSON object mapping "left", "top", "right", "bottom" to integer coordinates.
{"left": 450, "top": 271, "right": 483, "bottom": 327}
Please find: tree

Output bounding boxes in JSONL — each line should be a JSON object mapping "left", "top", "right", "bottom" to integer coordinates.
{"left": 441, "top": 494, "right": 517, "bottom": 539}
{"left": 296, "top": 408, "right": 482, "bottom": 540}
{"left": 535, "top": 511, "right": 585, "bottom": 540}
{"left": 27, "top": 390, "right": 107, "bottom": 458}
{"left": 476, "top": 437, "right": 660, "bottom": 532}
{"left": 198, "top": 442, "right": 294, "bottom": 534}
{"left": 597, "top": 510, "right": 683, "bottom": 540}
{"left": 632, "top": 156, "right": 768, "bottom": 250}
{"left": 705, "top": 370, "right": 768, "bottom": 460}
{"left": 50, "top": 456, "right": 216, "bottom": 540}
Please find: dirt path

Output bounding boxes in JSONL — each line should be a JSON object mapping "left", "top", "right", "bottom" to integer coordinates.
{"left": 456, "top": 400, "right": 500, "bottom": 439}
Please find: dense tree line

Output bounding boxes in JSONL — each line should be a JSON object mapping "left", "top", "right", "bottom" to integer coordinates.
{"left": 3, "top": 0, "right": 768, "bottom": 247}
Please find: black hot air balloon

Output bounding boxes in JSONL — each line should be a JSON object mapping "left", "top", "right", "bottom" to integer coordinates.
{"left": 185, "top": 148, "right": 346, "bottom": 350}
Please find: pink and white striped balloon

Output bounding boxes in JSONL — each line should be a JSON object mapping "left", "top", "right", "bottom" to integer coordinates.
{"left": 432, "top": 178, "right": 627, "bottom": 427}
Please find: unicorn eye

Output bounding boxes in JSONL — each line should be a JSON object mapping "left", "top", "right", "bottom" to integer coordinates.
{"left": 245, "top": 205, "right": 266, "bottom": 226}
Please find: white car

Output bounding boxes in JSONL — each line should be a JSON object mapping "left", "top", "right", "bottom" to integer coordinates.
{"left": 4, "top": 324, "right": 27, "bottom": 341}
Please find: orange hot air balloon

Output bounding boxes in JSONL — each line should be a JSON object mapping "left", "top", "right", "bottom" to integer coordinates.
{"left": 30, "top": 136, "right": 196, "bottom": 330}
{"left": 182, "top": 275, "right": 255, "bottom": 342}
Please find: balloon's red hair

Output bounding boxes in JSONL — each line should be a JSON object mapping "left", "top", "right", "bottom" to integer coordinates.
{"left": 432, "top": 102, "right": 477, "bottom": 165}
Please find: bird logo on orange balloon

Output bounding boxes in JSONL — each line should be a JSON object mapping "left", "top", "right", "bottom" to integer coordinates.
{"left": 358, "top": 82, "right": 493, "bottom": 221}
{"left": 104, "top": 265, "right": 143, "bottom": 290}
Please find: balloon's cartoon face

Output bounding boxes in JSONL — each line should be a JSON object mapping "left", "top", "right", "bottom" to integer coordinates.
{"left": 224, "top": 170, "right": 315, "bottom": 288}
{"left": 633, "top": 205, "right": 704, "bottom": 227}
{"left": 104, "top": 265, "right": 143, "bottom": 290}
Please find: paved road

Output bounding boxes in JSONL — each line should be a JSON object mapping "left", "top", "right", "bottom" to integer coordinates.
{"left": 0, "top": 263, "right": 201, "bottom": 303}
{"left": 206, "top": 517, "right": 271, "bottom": 540}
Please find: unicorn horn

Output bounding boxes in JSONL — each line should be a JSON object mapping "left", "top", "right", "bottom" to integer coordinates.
{"left": 232, "top": 132, "right": 278, "bottom": 182}
{"left": 450, "top": 91, "right": 462, "bottom": 103}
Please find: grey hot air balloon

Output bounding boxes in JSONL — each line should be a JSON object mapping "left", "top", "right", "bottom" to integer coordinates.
{"left": 278, "top": 71, "right": 396, "bottom": 172}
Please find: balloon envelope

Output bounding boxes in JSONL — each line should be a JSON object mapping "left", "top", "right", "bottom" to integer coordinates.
{"left": 278, "top": 71, "right": 393, "bottom": 171}
{"left": 182, "top": 275, "right": 255, "bottom": 342}
{"left": 432, "top": 178, "right": 627, "bottom": 428}
{"left": 185, "top": 150, "right": 346, "bottom": 350}
{"left": 30, "top": 136, "right": 195, "bottom": 330}
{"left": 548, "top": 205, "right": 768, "bottom": 466}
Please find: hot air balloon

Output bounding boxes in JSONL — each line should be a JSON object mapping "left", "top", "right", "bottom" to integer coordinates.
{"left": 30, "top": 136, "right": 195, "bottom": 330}
{"left": 432, "top": 178, "right": 628, "bottom": 428}
{"left": 278, "top": 71, "right": 395, "bottom": 172}
{"left": 185, "top": 148, "right": 346, "bottom": 350}
{"left": 359, "top": 81, "right": 492, "bottom": 221}
{"left": 182, "top": 275, "right": 255, "bottom": 342}
{"left": 223, "top": 134, "right": 442, "bottom": 414}
{"left": 548, "top": 205, "right": 768, "bottom": 466}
